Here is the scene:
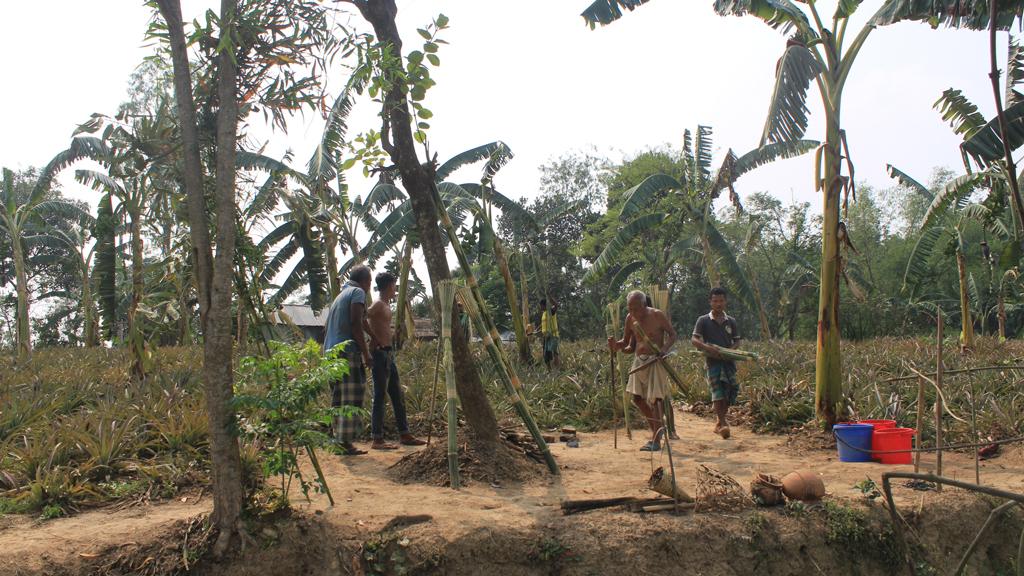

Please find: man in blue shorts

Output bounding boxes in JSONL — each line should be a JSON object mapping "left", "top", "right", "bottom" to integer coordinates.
{"left": 691, "top": 287, "right": 741, "bottom": 439}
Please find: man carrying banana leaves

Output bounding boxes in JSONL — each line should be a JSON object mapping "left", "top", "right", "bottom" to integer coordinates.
{"left": 607, "top": 290, "right": 677, "bottom": 451}
{"left": 691, "top": 287, "right": 743, "bottom": 440}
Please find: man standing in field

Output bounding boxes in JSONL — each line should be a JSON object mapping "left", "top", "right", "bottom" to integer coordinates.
{"left": 608, "top": 290, "right": 677, "bottom": 451}
{"left": 366, "top": 272, "right": 426, "bottom": 450}
{"left": 324, "top": 265, "right": 374, "bottom": 456}
{"left": 691, "top": 287, "right": 742, "bottom": 439}
{"left": 540, "top": 298, "right": 561, "bottom": 370}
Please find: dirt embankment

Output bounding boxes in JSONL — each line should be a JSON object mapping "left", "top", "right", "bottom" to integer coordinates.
{"left": 2, "top": 412, "right": 1022, "bottom": 575}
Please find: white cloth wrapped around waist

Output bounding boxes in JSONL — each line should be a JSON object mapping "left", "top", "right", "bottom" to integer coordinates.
{"left": 626, "top": 354, "right": 671, "bottom": 405}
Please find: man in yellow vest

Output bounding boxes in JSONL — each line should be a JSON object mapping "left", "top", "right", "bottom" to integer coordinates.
{"left": 540, "top": 298, "right": 561, "bottom": 370}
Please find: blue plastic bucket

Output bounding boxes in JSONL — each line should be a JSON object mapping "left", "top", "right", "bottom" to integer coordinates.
{"left": 834, "top": 423, "right": 874, "bottom": 463}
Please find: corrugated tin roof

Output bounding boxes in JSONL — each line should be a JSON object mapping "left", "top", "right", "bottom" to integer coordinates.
{"left": 270, "top": 304, "right": 328, "bottom": 327}
{"left": 414, "top": 317, "right": 436, "bottom": 338}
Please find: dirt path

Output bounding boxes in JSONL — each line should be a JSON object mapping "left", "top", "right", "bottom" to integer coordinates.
{"left": 1, "top": 411, "right": 1021, "bottom": 575}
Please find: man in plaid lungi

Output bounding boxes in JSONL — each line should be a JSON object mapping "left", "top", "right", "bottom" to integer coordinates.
{"left": 324, "top": 265, "right": 374, "bottom": 455}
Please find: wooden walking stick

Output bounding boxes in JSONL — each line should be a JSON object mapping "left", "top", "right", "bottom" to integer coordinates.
{"left": 608, "top": 301, "right": 632, "bottom": 439}
{"left": 914, "top": 373, "right": 925, "bottom": 473}
{"left": 935, "top": 310, "right": 944, "bottom": 491}
{"left": 609, "top": 344, "right": 619, "bottom": 449}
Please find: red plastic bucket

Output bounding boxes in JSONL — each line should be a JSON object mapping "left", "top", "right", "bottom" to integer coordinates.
{"left": 873, "top": 427, "right": 915, "bottom": 465}
{"left": 859, "top": 420, "right": 896, "bottom": 461}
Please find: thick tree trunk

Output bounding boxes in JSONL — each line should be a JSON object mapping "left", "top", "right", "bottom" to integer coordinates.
{"left": 12, "top": 236, "right": 30, "bottom": 359}
{"left": 205, "top": 0, "right": 245, "bottom": 555}
{"left": 815, "top": 104, "right": 843, "bottom": 427}
{"left": 156, "top": 0, "right": 244, "bottom": 556}
{"left": 357, "top": 0, "right": 499, "bottom": 447}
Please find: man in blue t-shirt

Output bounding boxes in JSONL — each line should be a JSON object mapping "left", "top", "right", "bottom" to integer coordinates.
{"left": 324, "top": 265, "right": 375, "bottom": 455}
{"left": 691, "top": 287, "right": 742, "bottom": 440}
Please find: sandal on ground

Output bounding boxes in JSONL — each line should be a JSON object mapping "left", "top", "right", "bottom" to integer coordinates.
{"left": 340, "top": 443, "right": 368, "bottom": 456}
{"left": 716, "top": 426, "right": 731, "bottom": 440}
{"left": 399, "top": 435, "right": 427, "bottom": 446}
{"left": 371, "top": 441, "right": 399, "bottom": 450}
{"left": 639, "top": 441, "right": 662, "bottom": 452}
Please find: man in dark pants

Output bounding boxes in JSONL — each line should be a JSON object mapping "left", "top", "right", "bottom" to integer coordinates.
{"left": 691, "top": 287, "right": 742, "bottom": 439}
{"left": 366, "top": 272, "right": 426, "bottom": 450}
{"left": 324, "top": 265, "right": 374, "bottom": 455}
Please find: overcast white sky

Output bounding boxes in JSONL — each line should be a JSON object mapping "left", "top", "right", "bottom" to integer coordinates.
{"left": 0, "top": 1, "right": 1010, "bottom": 291}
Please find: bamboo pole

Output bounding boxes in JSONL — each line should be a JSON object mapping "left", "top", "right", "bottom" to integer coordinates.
{"left": 604, "top": 310, "right": 619, "bottom": 449}
{"left": 914, "top": 375, "right": 925, "bottom": 474}
{"left": 490, "top": 228, "right": 529, "bottom": 364}
{"left": 884, "top": 365, "right": 1024, "bottom": 383}
{"left": 425, "top": 336, "right": 442, "bottom": 446}
{"left": 969, "top": 370, "right": 980, "bottom": 485}
{"left": 394, "top": 240, "right": 414, "bottom": 349}
{"left": 936, "top": 311, "right": 944, "bottom": 491}
{"left": 429, "top": 181, "right": 557, "bottom": 475}
{"left": 631, "top": 321, "right": 686, "bottom": 395}
{"left": 647, "top": 285, "right": 676, "bottom": 438}
{"left": 438, "top": 281, "right": 460, "bottom": 489}
{"left": 609, "top": 301, "right": 632, "bottom": 439}
{"left": 457, "top": 285, "right": 559, "bottom": 475}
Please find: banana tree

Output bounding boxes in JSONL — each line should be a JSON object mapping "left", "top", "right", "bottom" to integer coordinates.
{"left": 887, "top": 166, "right": 1001, "bottom": 349}
{"left": 0, "top": 139, "right": 105, "bottom": 358}
{"left": 586, "top": 126, "right": 815, "bottom": 312}
{"left": 873, "top": 1, "right": 1024, "bottom": 235}
{"left": 28, "top": 222, "right": 100, "bottom": 347}
{"left": 358, "top": 142, "right": 538, "bottom": 358}
{"left": 580, "top": 0, "right": 1023, "bottom": 425}
{"left": 992, "top": 268, "right": 1021, "bottom": 340}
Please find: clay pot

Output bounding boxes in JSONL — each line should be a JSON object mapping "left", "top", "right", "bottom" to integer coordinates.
{"left": 781, "top": 470, "right": 825, "bottom": 501}
{"left": 750, "top": 473, "right": 785, "bottom": 506}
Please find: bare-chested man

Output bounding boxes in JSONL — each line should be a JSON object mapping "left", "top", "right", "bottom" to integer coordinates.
{"left": 366, "top": 272, "right": 426, "bottom": 450}
{"left": 607, "top": 290, "right": 677, "bottom": 451}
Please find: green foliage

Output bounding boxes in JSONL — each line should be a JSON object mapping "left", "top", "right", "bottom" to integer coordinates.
{"left": 234, "top": 340, "right": 353, "bottom": 504}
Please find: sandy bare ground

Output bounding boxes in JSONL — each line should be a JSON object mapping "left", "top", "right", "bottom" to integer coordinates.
{"left": 1, "top": 411, "right": 1021, "bottom": 575}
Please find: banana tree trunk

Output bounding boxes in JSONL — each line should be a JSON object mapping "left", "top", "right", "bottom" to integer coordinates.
{"left": 177, "top": 275, "right": 191, "bottom": 346}
{"left": 394, "top": 240, "right": 413, "bottom": 349}
{"left": 997, "top": 291, "right": 1006, "bottom": 340}
{"left": 701, "top": 234, "right": 721, "bottom": 288}
{"left": 749, "top": 266, "right": 772, "bottom": 340}
{"left": 324, "top": 228, "right": 340, "bottom": 300}
{"left": 957, "top": 250, "right": 975, "bottom": 350}
{"left": 492, "top": 233, "right": 529, "bottom": 363}
{"left": 82, "top": 265, "right": 98, "bottom": 347}
{"left": 12, "top": 234, "right": 30, "bottom": 359}
{"left": 129, "top": 210, "right": 145, "bottom": 381}
{"left": 815, "top": 107, "right": 843, "bottom": 427}
{"left": 518, "top": 251, "right": 530, "bottom": 340}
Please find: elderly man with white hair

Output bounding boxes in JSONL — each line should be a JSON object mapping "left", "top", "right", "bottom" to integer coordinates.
{"left": 607, "top": 290, "right": 677, "bottom": 451}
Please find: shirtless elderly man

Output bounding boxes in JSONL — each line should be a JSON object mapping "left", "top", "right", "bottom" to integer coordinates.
{"left": 607, "top": 290, "right": 677, "bottom": 451}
